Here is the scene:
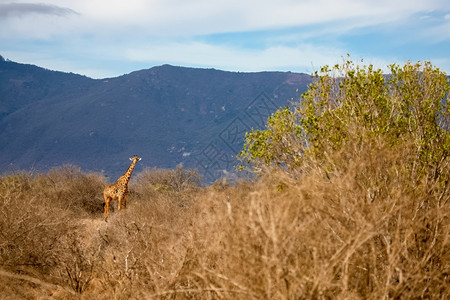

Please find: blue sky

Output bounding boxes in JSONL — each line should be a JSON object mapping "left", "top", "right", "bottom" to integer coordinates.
{"left": 0, "top": 0, "right": 449, "bottom": 79}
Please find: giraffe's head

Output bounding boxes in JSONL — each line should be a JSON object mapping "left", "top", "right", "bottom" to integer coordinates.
{"left": 129, "top": 155, "right": 142, "bottom": 163}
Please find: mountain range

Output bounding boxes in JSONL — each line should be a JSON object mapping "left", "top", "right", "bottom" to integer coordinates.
{"left": 0, "top": 55, "right": 312, "bottom": 182}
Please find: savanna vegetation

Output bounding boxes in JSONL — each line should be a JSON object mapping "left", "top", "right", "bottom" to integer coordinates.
{"left": 0, "top": 58, "right": 449, "bottom": 299}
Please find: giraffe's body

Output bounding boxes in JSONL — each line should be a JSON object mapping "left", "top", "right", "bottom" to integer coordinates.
{"left": 103, "top": 155, "right": 141, "bottom": 220}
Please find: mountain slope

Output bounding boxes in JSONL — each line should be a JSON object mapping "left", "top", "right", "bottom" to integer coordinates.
{"left": 0, "top": 56, "right": 312, "bottom": 181}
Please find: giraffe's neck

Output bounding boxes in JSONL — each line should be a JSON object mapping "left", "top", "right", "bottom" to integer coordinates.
{"left": 120, "top": 161, "right": 137, "bottom": 183}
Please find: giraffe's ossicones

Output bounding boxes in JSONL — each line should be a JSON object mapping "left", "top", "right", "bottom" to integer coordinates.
{"left": 103, "top": 155, "right": 142, "bottom": 221}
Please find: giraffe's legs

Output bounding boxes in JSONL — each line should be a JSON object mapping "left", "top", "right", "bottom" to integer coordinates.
{"left": 118, "top": 196, "right": 122, "bottom": 211}
{"left": 122, "top": 195, "right": 127, "bottom": 209}
{"left": 104, "top": 195, "right": 111, "bottom": 221}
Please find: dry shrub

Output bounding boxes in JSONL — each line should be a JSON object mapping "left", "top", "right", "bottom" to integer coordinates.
{"left": 165, "top": 139, "right": 449, "bottom": 299}
{"left": 134, "top": 165, "right": 202, "bottom": 193}
{"left": 0, "top": 166, "right": 107, "bottom": 295}
{"left": 0, "top": 172, "right": 72, "bottom": 272}
{"left": 33, "top": 165, "right": 106, "bottom": 217}
{"left": 130, "top": 165, "right": 202, "bottom": 213}
{"left": 87, "top": 183, "right": 197, "bottom": 298}
{"left": 56, "top": 227, "right": 103, "bottom": 294}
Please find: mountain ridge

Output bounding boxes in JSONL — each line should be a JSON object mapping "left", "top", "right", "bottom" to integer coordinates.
{"left": 0, "top": 55, "right": 312, "bottom": 182}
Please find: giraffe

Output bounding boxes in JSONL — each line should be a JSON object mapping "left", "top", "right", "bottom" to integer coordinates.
{"left": 103, "top": 155, "right": 142, "bottom": 220}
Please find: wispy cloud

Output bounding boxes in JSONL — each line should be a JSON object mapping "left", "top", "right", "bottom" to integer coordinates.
{"left": 0, "top": 2, "right": 78, "bottom": 18}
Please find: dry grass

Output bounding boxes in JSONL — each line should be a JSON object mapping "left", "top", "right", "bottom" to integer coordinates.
{"left": 0, "top": 146, "right": 449, "bottom": 299}
{"left": 187, "top": 140, "right": 449, "bottom": 299}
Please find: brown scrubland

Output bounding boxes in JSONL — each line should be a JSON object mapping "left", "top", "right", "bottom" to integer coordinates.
{"left": 0, "top": 140, "right": 448, "bottom": 299}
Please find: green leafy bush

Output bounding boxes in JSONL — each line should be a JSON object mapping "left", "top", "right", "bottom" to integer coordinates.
{"left": 240, "top": 58, "right": 449, "bottom": 183}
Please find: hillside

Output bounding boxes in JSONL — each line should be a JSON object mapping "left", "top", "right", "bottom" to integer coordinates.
{"left": 0, "top": 55, "right": 311, "bottom": 181}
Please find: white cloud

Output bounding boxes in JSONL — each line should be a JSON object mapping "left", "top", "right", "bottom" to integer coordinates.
{"left": 1, "top": 0, "right": 449, "bottom": 77}
{"left": 2, "top": 0, "right": 448, "bottom": 37}
{"left": 2, "top": 0, "right": 448, "bottom": 40}
{"left": 407, "top": 10, "right": 450, "bottom": 43}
